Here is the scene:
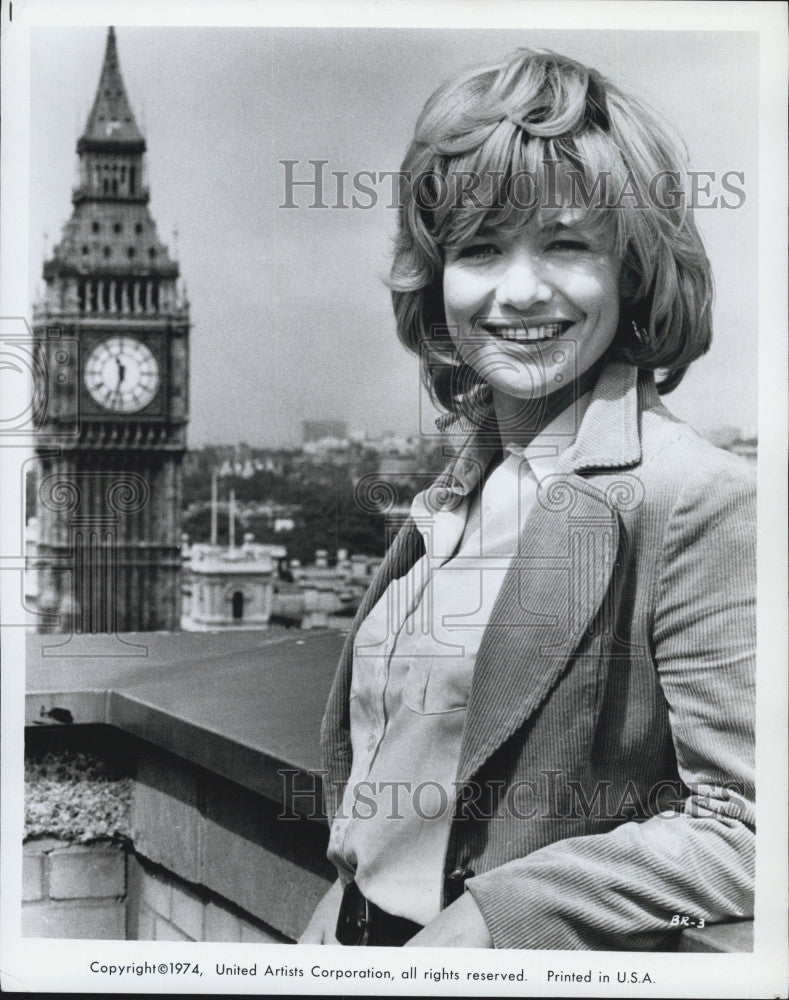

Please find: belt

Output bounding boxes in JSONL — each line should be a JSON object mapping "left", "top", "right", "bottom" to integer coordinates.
{"left": 336, "top": 881, "right": 423, "bottom": 947}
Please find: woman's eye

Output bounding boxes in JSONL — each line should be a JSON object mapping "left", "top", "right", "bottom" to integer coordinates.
{"left": 456, "top": 243, "right": 499, "bottom": 260}
{"left": 547, "top": 239, "right": 589, "bottom": 252}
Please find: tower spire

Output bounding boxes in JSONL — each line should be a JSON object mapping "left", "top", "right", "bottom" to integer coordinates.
{"left": 78, "top": 26, "right": 145, "bottom": 153}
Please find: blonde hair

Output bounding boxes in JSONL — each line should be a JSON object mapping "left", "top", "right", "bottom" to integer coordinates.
{"left": 389, "top": 48, "right": 714, "bottom": 417}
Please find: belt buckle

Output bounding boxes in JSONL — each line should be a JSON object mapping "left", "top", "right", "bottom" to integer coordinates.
{"left": 337, "top": 881, "right": 371, "bottom": 946}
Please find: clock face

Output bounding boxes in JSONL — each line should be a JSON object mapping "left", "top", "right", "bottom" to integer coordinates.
{"left": 84, "top": 336, "right": 160, "bottom": 413}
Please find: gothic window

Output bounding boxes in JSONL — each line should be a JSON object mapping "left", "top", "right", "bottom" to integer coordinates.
{"left": 232, "top": 591, "right": 244, "bottom": 619}
{"left": 104, "top": 246, "right": 112, "bottom": 257}
{"left": 113, "top": 223, "right": 122, "bottom": 234}
{"left": 135, "top": 223, "right": 143, "bottom": 234}
{"left": 127, "top": 247, "right": 136, "bottom": 258}
{"left": 129, "top": 165, "right": 136, "bottom": 194}
{"left": 148, "top": 248, "right": 157, "bottom": 260}
{"left": 92, "top": 221, "right": 100, "bottom": 233}
{"left": 78, "top": 280, "right": 86, "bottom": 312}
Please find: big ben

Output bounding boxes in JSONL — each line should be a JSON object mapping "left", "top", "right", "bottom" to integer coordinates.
{"left": 33, "top": 27, "right": 189, "bottom": 634}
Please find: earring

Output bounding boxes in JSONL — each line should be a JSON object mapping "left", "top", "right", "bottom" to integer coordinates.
{"left": 631, "top": 319, "right": 655, "bottom": 351}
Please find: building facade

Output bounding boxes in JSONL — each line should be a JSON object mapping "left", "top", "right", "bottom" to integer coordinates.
{"left": 302, "top": 419, "right": 347, "bottom": 444}
{"left": 182, "top": 539, "right": 286, "bottom": 631}
{"left": 33, "top": 28, "right": 189, "bottom": 633}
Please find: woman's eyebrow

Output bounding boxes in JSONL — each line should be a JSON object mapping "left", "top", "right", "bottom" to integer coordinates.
{"left": 541, "top": 217, "right": 615, "bottom": 242}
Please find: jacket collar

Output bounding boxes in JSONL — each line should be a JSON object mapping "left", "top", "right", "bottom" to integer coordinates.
{"left": 559, "top": 361, "right": 652, "bottom": 474}
{"left": 437, "top": 362, "right": 653, "bottom": 487}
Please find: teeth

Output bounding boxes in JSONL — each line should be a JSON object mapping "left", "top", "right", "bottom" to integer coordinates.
{"left": 489, "top": 323, "right": 566, "bottom": 341}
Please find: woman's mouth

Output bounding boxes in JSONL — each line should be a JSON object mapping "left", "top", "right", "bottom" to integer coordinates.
{"left": 483, "top": 320, "right": 575, "bottom": 342}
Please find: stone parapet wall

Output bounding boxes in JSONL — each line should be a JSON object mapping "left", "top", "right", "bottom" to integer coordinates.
{"left": 22, "top": 839, "right": 126, "bottom": 939}
{"left": 128, "top": 857, "right": 281, "bottom": 943}
{"left": 131, "top": 745, "right": 333, "bottom": 941}
{"left": 22, "top": 836, "right": 290, "bottom": 943}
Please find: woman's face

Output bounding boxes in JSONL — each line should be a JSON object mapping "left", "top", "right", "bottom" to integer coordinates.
{"left": 442, "top": 209, "right": 622, "bottom": 403}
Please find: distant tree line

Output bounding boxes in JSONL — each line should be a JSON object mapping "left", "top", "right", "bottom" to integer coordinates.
{"left": 182, "top": 451, "right": 391, "bottom": 564}
{"left": 181, "top": 440, "right": 452, "bottom": 564}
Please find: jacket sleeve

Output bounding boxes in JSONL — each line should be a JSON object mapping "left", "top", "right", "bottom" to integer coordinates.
{"left": 464, "top": 461, "right": 756, "bottom": 950}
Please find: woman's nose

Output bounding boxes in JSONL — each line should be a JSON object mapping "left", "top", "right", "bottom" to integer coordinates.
{"left": 494, "top": 255, "right": 551, "bottom": 309}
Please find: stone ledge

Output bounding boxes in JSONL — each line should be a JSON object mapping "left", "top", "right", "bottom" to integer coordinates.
{"left": 26, "top": 629, "right": 346, "bottom": 814}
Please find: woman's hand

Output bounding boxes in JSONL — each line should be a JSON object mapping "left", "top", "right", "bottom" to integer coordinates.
{"left": 404, "top": 891, "right": 493, "bottom": 948}
{"left": 298, "top": 878, "right": 343, "bottom": 944}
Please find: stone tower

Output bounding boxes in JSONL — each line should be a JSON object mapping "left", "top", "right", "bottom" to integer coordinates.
{"left": 33, "top": 27, "right": 189, "bottom": 633}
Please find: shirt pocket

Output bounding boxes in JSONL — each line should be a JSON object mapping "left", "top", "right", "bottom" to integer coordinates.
{"left": 403, "top": 656, "right": 471, "bottom": 715}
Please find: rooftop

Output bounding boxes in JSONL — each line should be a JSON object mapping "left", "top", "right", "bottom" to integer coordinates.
{"left": 26, "top": 628, "right": 347, "bottom": 804}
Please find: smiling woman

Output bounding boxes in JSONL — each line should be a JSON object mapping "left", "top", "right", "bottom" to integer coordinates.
{"left": 301, "top": 47, "right": 756, "bottom": 952}
{"left": 390, "top": 49, "right": 713, "bottom": 422}
{"left": 441, "top": 211, "right": 622, "bottom": 444}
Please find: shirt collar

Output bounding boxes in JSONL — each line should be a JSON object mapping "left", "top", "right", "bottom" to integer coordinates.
{"left": 504, "top": 390, "right": 592, "bottom": 483}
{"left": 434, "top": 362, "right": 653, "bottom": 497}
{"left": 432, "top": 388, "right": 593, "bottom": 503}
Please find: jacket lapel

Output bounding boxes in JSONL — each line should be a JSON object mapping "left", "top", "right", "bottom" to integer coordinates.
{"left": 356, "top": 517, "right": 424, "bottom": 623}
{"left": 457, "top": 477, "right": 618, "bottom": 783}
{"left": 456, "top": 362, "right": 651, "bottom": 784}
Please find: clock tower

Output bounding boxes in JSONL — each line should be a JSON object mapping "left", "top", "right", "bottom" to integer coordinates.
{"left": 34, "top": 27, "right": 189, "bottom": 634}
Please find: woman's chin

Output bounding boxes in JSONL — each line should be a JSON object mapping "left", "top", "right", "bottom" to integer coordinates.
{"left": 487, "top": 377, "right": 569, "bottom": 403}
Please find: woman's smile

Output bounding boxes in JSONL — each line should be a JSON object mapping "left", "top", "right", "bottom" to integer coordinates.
{"left": 480, "top": 318, "right": 575, "bottom": 342}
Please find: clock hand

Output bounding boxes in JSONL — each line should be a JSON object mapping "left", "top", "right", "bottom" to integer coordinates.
{"left": 116, "top": 357, "right": 126, "bottom": 388}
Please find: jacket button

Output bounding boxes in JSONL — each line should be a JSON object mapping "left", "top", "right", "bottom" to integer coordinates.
{"left": 444, "top": 866, "right": 475, "bottom": 905}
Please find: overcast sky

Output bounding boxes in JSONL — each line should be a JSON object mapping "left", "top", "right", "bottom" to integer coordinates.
{"left": 29, "top": 26, "right": 759, "bottom": 447}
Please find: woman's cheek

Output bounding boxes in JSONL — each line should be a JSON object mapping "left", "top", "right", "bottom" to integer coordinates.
{"left": 443, "top": 269, "right": 486, "bottom": 318}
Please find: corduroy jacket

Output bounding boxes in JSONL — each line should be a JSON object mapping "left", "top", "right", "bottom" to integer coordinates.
{"left": 320, "top": 362, "right": 756, "bottom": 950}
